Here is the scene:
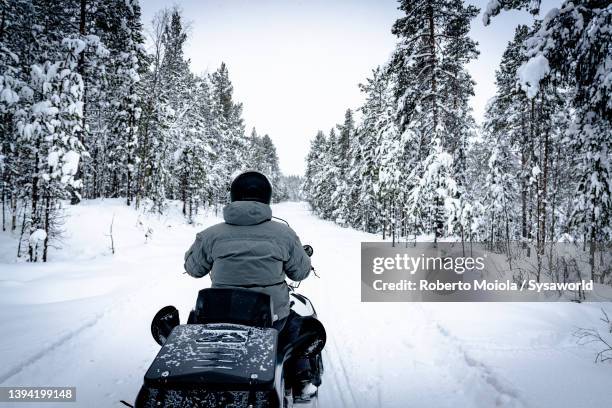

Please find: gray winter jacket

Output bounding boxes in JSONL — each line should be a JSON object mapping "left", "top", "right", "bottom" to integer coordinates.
{"left": 184, "top": 201, "right": 311, "bottom": 320}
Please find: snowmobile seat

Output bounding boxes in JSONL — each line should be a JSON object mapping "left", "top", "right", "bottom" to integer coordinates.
{"left": 194, "top": 288, "right": 274, "bottom": 328}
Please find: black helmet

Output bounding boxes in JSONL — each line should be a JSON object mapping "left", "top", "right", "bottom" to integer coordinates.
{"left": 230, "top": 171, "right": 272, "bottom": 204}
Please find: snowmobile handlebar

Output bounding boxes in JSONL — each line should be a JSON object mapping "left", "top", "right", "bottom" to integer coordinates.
{"left": 287, "top": 245, "right": 316, "bottom": 290}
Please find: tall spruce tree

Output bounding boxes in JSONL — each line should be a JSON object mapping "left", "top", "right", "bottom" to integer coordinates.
{"left": 103, "top": 0, "right": 146, "bottom": 205}
{"left": 389, "top": 0, "right": 479, "bottom": 240}
{"left": 209, "top": 62, "right": 247, "bottom": 202}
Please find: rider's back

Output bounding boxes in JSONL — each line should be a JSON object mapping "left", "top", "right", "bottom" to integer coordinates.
{"left": 184, "top": 200, "right": 311, "bottom": 320}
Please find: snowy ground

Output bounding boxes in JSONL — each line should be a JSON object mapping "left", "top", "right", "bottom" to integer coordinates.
{"left": 0, "top": 200, "right": 611, "bottom": 407}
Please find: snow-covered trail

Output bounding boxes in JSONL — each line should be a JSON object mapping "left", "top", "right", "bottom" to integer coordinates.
{"left": 278, "top": 203, "right": 611, "bottom": 408}
{"left": 0, "top": 201, "right": 611, "bottom": 407}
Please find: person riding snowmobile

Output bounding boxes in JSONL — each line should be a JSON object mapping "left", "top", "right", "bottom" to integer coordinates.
{"left": 183, "top": 171, "right": 316, "bottom": 397}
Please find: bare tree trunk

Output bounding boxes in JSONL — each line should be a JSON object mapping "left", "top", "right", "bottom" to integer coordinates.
{"left": 126, "top": 150, "right": 133, "bottom": 206}
{"left": 392, "top": 204, "right": 396, "bottom": 247}
{"left": 521, "top": 151, "right": 528, "bottom": 243}
{"left": 461, "top": 223, "right": 465, "bottom": 257}
{"left": 490, "top": 216, "right": 495, "bottom": 252}
{"left": 181, "top": 167, "right": 187, "bottom": 216}
{"left": 541, "top": 131, "right": 549, "bottom": 246}
{"left": 537, "top": 129, "right": 550, "bottom": 282}
{"left": 0, "top": 3, "right": 6, "bottom": 42}
{"left": 108, "top": 215, "right": 115, "bottom": 254}
{"left": 71, "top": 0, "right": 88, "bottom": 204}
{"left": 589, "top": 210, "right": 596, "bottom": 283}
{"left": 17, "top": 204, "right": 27, "bottom": 258}
{"left": 126, "top": 80, "right": 138, "bottom": 207}
{"left": 548, "top": 145, "right": 560, "bottom": 268}
{"left": 1, "top": 176, "right": 5, "bottom": 231}
{"left": 526, "top": 99, "right": 536, "bottom": 259}
{"left": 29, "top": 147, "right": 40, "bottom": 262}
{"left": 188, "top": 195, "right": 194, "bottom": 224}
{"left": 504, "top": 201, "right": 512, "bottom": 270}
{"left": 92, "top": 145, "right": 98, "bottom": 198}
{"left": 536, "top": 133, "right": 543, "bottom": 282}
{"left": 42, "top": 195, "right": 50, "bottom": 262}
{"left": 427, "top": 5, "right": 443, "bottom": 242}
{"left": 11, "top": 192, "right": 16, "bottom": 231}
{"left": 382, "top": 200, "right": 386, "bottom": 240}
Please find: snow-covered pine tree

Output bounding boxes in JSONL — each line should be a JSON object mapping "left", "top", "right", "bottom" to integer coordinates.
{"left": 281, "top": 175, "right": 303, "bottom": 201}
{"left": 24, "top": 36, "right": 88, "bottom": 261}
{"left": 354, "top": 67, "right": 389, "bottom": 233}
{"left": 483, "top": 25, "right": 532, "bottom": 249}
{"left": 389, "top": 0, "right": 479, "bottom": 241}
{"left": 483, "top": 0, "right": 612, "bottom": 282}
{"left": 102, "top": 0, "right": 146, "bottom": 205}
{"left": 135, "top": 8, "right": 171, "bottom": 211}
{"left": 479, "top": 20, "right": 569, "bottom": 282}
{"left": 178, "top": 75, "right": 215, "bottom": 222}
{"left": 35, "top": 0, "right": 111, "bottom": 205}
{"left": 259, "top": 134, "right": 286, "bottom": 202}
{"left": 244, "top": 127, "right": 287, "bottom": 202}
{"left": 438, "top": 0, "right": 479, "bottom": 241}
{"left": 159, "top": 9, "right": 194, "bottom": 205}
{"left": 354, "top": 67, "right": 403, "bottom": 236}
{"left": 1, "top": 0, "right": 51, "bottom": 247}
{"left": 336, "top": 109, "right": 354, "bottom": 176}
{"left": 484, "top": 0, "right": 612, "bottom": 280}
{"left": 248, "top": 127, "right": 266, "bottom": 171}
{"left": 305, "top": 128, "right": 338, "bottom": 220}
{"left": 0, "top": 0, "right": 94, "bottom": 260}
{"left": 209, "top": 62, "right": 248, "bottom": 203}
{"left": 321, "top": 128, "right": 340, "bottom": 220}
{"left": 480, "top": 123, "right": 517, "bottom": 255}
{"left": 344, "top": 125, "right": 365, "bottom": 228}
{"left": 331, "top": 109, "right": 355, "bottom": 225}
{"left": 303, "top": 130, "right": 327, "bottom": 214}
{"left": 0, "top": 0, "right": 30, "bottom": 232}
{"left": 376, "top": 116, "right": 405, "bottom": 242}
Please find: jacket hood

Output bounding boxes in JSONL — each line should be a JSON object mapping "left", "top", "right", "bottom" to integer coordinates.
{"left": 223, "top": 201, "right": 272, "bottom": 226}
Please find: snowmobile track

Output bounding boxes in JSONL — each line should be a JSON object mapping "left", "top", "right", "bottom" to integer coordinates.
{"left": 0, "top": 312, "right": 105, "bottom": 384}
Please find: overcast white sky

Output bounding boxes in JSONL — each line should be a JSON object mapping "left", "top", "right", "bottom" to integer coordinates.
{"left": 140, "top": 0, "right": 559, "bottom": 176}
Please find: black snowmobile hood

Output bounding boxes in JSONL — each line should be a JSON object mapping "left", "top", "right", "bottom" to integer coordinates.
{"left": 223, "top": 201, "right": 272, "bottom": 226}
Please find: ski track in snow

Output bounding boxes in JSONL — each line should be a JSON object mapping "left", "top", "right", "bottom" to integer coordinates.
{"left": 1, "top": 201, "right": 611, "bottom": 407}
{"left": 324, "top": 335, "right": 361, "bottom": 408}
{"left": 0, "top": 274, "right": 162, "bottom": 386}
{"left": 0, "top": 313, "right": 105, "bottom": 384}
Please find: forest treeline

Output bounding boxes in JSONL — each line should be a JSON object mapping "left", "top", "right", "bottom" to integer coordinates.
{"left": 303, "top": 0, "right": 611, "bottom": 284}
{"left": 0, "top": 1, "right": 289, "bottom": 261}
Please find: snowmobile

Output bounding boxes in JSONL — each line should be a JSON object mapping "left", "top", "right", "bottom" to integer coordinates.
{"left": 131, "top": 245, "right": 325, "bottom": 408}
